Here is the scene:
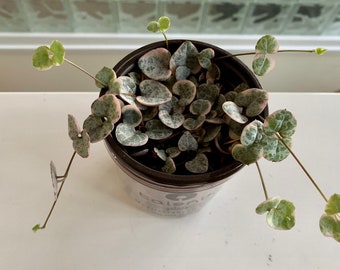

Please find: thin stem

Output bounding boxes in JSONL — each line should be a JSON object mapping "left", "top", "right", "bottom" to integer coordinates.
{"left": 255, "top": 161, "right": 269, "bottom": 200}
{"left": 215, "top": 49, "right": 315, "bottom": 61}
{"left": 162, "top": 31, "right": 168, "bottom": 49}
{"left": 64, "top": 58, "right": 107, "bottom": 87}
{"left": 39, "top": 151, "right": 77, "bottom": 230}
{"left": 275, "top": 133, "right": 328, "bottom": 202}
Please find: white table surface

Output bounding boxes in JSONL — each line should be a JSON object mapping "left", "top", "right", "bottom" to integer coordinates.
{"left": 1, "top": 92, "right": 339, "bottom": 270}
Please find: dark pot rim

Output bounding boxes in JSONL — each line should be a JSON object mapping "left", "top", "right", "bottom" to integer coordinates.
{"left": 103, "top": 40, "right": 266, "bottom": 186}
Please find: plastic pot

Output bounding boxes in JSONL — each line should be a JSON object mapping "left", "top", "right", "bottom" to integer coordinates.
{"left": 103, "top": 40, "right": 264, "bottom": 216}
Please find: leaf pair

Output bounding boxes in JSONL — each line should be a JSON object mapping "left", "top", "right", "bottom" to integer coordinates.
{"left": 256, "top": 197, "right": 296, "bottom": 230}
{"left": 32, "top": 40, "right": 65, "bottom": 70}
{"left": 320, "top": 194, "right": 340, "bottom": 242}
{"left": 252, "top": 35, "right": 279, "bottom": 76}
{"left": 231, "top": 110, "right": 297, "bottom": 165}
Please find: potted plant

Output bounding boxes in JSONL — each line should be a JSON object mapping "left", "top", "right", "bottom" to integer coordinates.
{"left": 31, "top": 16, "right": 339, "bottom": 242}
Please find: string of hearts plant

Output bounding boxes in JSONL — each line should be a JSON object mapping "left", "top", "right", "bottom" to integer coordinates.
{"left": 31, "top": 16, "right": 340, "bottom": 242}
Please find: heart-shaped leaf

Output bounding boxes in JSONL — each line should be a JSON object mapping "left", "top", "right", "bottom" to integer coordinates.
{"left": 159, "top": 110, "right": 184, "bottom": 129}
{"left": 222, "top": 101, "right": 248, "bottom": 124}
{"left": 154, "top": 147, "right": 167, "bottom": 161}
{"left": 240, "top": 120, "right": 263, "bottom": 146}
{"left": 189, "top": 99, "right": 212, "bottom": 116}
{"left": 83, "top": 114, "right": 114, "bottom": 143}
{"left": 202, "top": 125, "right": 221, "bottom": 143}
{"left": 206, "top": 63, "right": 220, "bottom": 83}
{"left": 231, "top": 143, "right": 263, "bottom": 165}
{"left": 138, "top": 48, "right": 171, "bottom": 81}
{"left": 252, "top": 54, "right": 275, "bottom": 76}
{"left": 255, "top": 35, "right": 279, "bottom": 54}
{"left": 183, "top": 115, "right": 206, "bottom": 130}
{"left": 170, "top": 41, "right": 200, "bottom": 74}
{"left": 172, "top": 79, "right": 196, "bottom": 106}
{"left": 162, "top": 157, "right": 176, "bottom": 174}
{"left": 324, "top": 194, "right": 340, "bottom": 215}
{"left": 137, "top": 80, "right": 172, "bottom": 106}
{"left": 115, "top": 123, "right": 148, "bottom": 146}
{"left": 320, "top": 214, "right": 340, "bottom": 243}
{"left": 320, "top": 194, "right": 340, "bottom": 242}
{"left": 262, "top": 136, "right": 291, "bottom": 162}
{"left": 166, "top": 147, "right": 181, "bottom": 158}
{"left": 198, "top": 48, "right": 215, "bottom": 69}
{"left": 197, "top": 83, "right": 220, "bottom": 103}
{"left": 234, "top": 88, "right": 268, "bottom": 117}
{"left": 72, "top": 130, "right": 90, "bottom": 158}
{"left": 145, "top": 119, "right": 173, "bottom": 140}
{"left": 178, "top": 131, "right": 198, "bottom": 152}
{"left": 95, "top": 66, "right": 116, "bottom": 88}
{"left": 68, "top": 114, "right": 82, "bottom": 141}
{"left": 185, "top": 153, "right": 208, "bottom": 173}
{"left": 256, "top": 197, "right": 296, "bottom": 230}
{"left": 91, "top": 94, "right": 121, "bottom": 124}
{"left": 263, "top": 109, "right": 297, "bottom": 138}
{"left": 121, "top": 105, "right": 142, "bottom": 127}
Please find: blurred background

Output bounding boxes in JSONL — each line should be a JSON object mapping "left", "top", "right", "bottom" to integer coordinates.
{"left": 1, "top": 0, "right": 340, "bottom": 92}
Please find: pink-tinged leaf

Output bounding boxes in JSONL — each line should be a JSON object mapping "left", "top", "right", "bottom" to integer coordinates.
{"left": 68, "top": 114, "right": 81, "bottom": 141}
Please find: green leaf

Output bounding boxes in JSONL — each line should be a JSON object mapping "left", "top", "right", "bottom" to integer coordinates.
{"left": 263, "top": 109, "right": 297, "bottom": 138}
{"left": 234, "top": 88, "right": 268, "bottom": 117}
{"left": 172, "top": 80, "right": 196, "bottom": 106}
{"left": 138, "top": 48, "right": 172, "bottom": 81}
{"left": 147, "top": 21, "right": 159, "bottom": 32}
{"left": 137, "top": 80, "right": 172, "bottom": 106}
{"left": 32, "top": 45, "right": 54, "bottom": 70}
{"left": 183, "top": 115, "right": 205, "bottom": 131}
{"left": 115, "top": 123, "right": 148, "bottom": 147}
{"left": 122, "top": 105, "right": 142, "bottom": 127}
{"left": 170, "top": 41, "right": 200, "bottom": 74}
{"left": 266, "top": 199, "right": 295, "bottom": 230}
{"left": 49, "top": 40, "right": 65, "bottom": 66}
{"left": 197, "top": 83, "right": 220, "bottom": 104}
{"left": 231, "top": 143, "right": 263, "bottom": 165}
{"left": 256, "top": 197, "right": 281, "bottom": 214}
{"left": 68, "top": 114, "right": 81, "bottom": 141}
{"left": 315, "top": 48, "right": 327, "bottom": 56}
{"left": 262, "top": 136, "right": 291, "bottom": 162}
{"left": 240, "top": 120, "right": 263, "bottom": 146}
{"left": 255, "top": 35, "right": 279, "bottom": 54}
{"left": 320, "top": 214, "right": 340, "bottom": 242}
{"left": 185, "top": 153, "right": 209, "bottom": 173}
{"left": 178, "top": 131, "right": 198, "bottom": 152}
{"left": 83, "top": 114, "right": 114, "bottom": 143}
{"left": 198, "top": 48, "right": 215, "bottom": 69}
{"left": 252, "top": 54, "right": 275, "bottom": 76}
{"left": 189, "top": 99, "right": 212, "bottom": 116}
{"left": 158, "top": 16, "right": 170, "bottom": 32}
{"left": 256, "top": 197, "right": 295, "bottom": 230}
{"left": 222, "top": 101, "right": 248, "bottom": 124}
{"left": 325, "top": 194, "right": 340, "bottom": 215}
{"left": 162, "top": 157, "right": 176, "bottom": 174}
{"left": 91, "top": 94, "right": 121, "bottom": 123}
{"left": 117, "top": 76, "right": 137, "bottom": 105}
{"left": 32, "top": 224, "right": 42, "bottom": 232}
{"left": 32, "top": 40, "right": 65, "bottom": 70}
{"left": 95, "top": 67, "right": 115, "bottom": 88}
{"left": 72, "top": 130, "right": 90, "bottom": 158}
{"left": 145, "top": 119, "right": 173, "bottom": 140}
